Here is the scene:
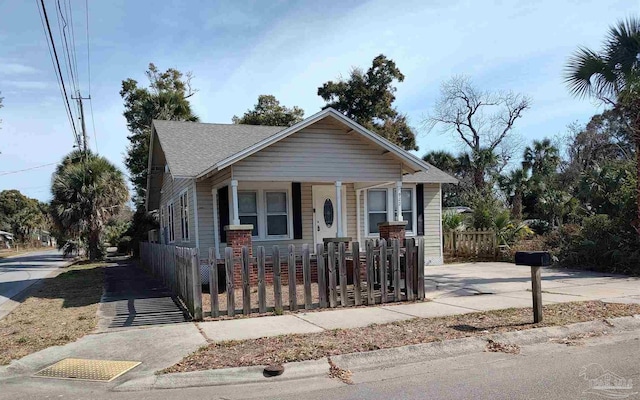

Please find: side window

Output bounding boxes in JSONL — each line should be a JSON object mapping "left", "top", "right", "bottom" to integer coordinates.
{"left": 167, "top": 203, "right": 175, "bottom": 242}
{"left": 180, "top": 192, "right": 189, "bottom": 241}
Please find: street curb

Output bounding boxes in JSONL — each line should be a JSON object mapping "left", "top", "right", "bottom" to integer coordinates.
{"left": 114, "top": 314, "right": 640, "bottom": 391}
{"left": 114, "top": 358, "right": 330, "bottom": 391}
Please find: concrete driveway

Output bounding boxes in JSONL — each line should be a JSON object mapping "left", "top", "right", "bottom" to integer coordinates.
{"left": 0, "top": 249, "right": 69, "bottom": 319}
{"left": 425, "top": 262, "right": 640, "bottom": 310}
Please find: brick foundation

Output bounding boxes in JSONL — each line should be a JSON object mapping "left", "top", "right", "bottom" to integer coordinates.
{"left": 378, "top": 221, "right": 407, "bottom": 244}
{"left": 224, "top": 225, "right": 253, "bottom": 287}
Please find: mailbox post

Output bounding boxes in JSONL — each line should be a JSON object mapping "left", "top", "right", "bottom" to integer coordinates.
{"left": 515, "top": 251, "right": 551, "bottom": 323}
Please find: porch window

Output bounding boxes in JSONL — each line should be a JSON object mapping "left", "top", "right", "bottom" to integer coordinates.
{"left": 180, "top": 191, "right": 189, "bottom": 241}
{"left": 367, "top": 189, "right": 387, "bottom": 234}
{"left": 167, "top": 203, "right": 175, "bottom": 242}
{"left": 238, "top": 191, "right": 259, "bottom": 236}
{"left": 393, "top": 188, "right": 414, "bottom": 233}
{"left": 266, "top": 191, "right": 288, "bottom": 237}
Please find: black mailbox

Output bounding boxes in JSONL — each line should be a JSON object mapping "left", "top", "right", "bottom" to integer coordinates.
{"left": 515, "top": 251, "right": 551, "bottom": 267}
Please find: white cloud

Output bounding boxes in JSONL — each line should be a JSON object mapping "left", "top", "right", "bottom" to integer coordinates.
{"left": 2, "top": 80, "right": 51, "bottom": 90}
{"left": 0, "top": 62, "right": 39, "bottom": 75}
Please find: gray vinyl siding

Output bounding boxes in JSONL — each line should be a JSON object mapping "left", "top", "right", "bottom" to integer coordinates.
{"left": 159, "top": 173, "right": 195, "bottom": 247}
{"left": 195, "top": 180, "right": 213, "bottom": 251}
{"left": 198, "top": 168, "right": 231, "bottom": 253}
{"left": 423, "top": 183, "right": 443, "bottom": 265}
{"left": 231, "top": 117, "right": 403, "bottom": 182}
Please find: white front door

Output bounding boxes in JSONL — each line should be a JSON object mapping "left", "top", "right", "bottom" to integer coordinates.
{"left": 312, "top": 185, "right": 347, "bottom": 247}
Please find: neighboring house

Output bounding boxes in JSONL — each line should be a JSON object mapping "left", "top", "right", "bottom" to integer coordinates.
{"left": 145, "top": 108, "right": 457, "bottom": 265}
{"left": 0, "top": 231, "right": 14, "bottom": 249}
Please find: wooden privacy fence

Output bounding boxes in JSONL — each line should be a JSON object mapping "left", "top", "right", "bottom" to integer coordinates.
{"left": 206, "top": 238, "right": 425, "bottom": 318}
{"left": 444, "top": 228, "right": 497, "bottom": 257}
{"left": 140, "top": 242, "right": 203, "bottom": 320}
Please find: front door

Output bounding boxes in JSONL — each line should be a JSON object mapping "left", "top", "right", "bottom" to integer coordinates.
{"left": 312, "top": 185, "right": 347, "bottom": 247}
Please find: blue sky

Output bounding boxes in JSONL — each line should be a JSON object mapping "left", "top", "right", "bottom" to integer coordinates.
{"left": 0, "top": 0, "right": 636, "bottom": 201}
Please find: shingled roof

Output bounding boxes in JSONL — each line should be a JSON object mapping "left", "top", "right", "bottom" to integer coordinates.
{"left": 152, "top": 120, "right": 284, "bottom": 177}
{"left": 403, "top": 166, "right": 458, "bottom": 184}
{"left": 151, "top": 109, "right": 457, "bottom": 184}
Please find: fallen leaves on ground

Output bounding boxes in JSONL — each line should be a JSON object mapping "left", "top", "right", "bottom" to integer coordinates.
{"left": 328, "top": 357, "right": 353, "bottom": 384}
{"left": 485, "top": 339, "right": 520, "bottom": 354}
{"left": 162, "top": 301, "right": 640, "bottom": 373}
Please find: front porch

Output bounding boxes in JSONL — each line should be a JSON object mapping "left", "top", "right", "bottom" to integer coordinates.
{"left": 201, "top": 177, "right": 428, "bottom": 259}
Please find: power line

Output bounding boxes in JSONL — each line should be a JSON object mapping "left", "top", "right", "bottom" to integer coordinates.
{"left": 36, "top": 0, "right": 80, "bottom": 147}
{"left": 0, "top": 162, "right": 59, "bottom": 177}
{"left": 65, "top": 0, "right": 80, "bottom": 91}
{"left": 85, "top": 0, "right": 97, "bottom": 153}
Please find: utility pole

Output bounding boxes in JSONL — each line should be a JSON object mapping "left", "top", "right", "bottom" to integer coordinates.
{"left": 72, "top": 92, "right": 90, "bottom": 153}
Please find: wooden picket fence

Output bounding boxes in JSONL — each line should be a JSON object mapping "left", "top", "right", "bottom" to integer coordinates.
{"left": 140, "top": 242, "right": 203, "bottom": 320}
{"left": 206, "top": 238, "right": 425, "bottom": 318}
{"left": 443, "top": 228, "right": 497, "bottom": 257}
{"left": 141, "top": 238, "right": 425, "bottom": 320}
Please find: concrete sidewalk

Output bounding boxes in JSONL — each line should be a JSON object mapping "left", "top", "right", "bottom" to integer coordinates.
{"left": 2, "top": 262, "right": 639, "bottom": 390}
{"left": 196, "top": 263, "right": 640, "bottom": 342}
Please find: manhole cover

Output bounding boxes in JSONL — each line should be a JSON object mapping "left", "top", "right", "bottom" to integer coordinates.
{"left": 34, "top": 358, "right": 141, "bottom": 382}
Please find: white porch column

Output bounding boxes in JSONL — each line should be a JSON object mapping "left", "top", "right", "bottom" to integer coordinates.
{"left": 395, "top": 180, "right": 403, "bottom": 222}
{"left": 231, "top": 179, "right": 240, "bottom": 225}
{"left": 335, "top": 181, "right": 343, "bottom": 237}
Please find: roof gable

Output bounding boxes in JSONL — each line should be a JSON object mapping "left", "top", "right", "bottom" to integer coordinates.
{"left": 199, "top": 108, "right": 432, "bottom": 178}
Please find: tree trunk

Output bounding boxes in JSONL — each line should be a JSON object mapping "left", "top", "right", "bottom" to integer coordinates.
{"left": 88, "top": 227, "right": 101, "bottom": 261}
{"left": 473, "top": 167, "right": 484, "bottom": 190}
{"left": 635, "top": 140, "right": 640, "bottom": 236}
{"left": 512, "top": 190, "right": 523, "bottom": 221}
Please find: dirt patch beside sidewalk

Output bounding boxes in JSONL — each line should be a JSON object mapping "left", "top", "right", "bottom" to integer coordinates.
{"left": 163, "top": 301, "right": 640, "bottom": 373}
{"left": 0, "top": 262, "right": 105, "bottom": 365}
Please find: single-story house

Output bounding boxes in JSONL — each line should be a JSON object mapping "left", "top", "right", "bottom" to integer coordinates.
{"left": 145, "top": 107, "right": 457, "bottom": 265}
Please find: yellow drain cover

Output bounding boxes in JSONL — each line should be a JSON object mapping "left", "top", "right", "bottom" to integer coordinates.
{"left": 34, "top": 358, "right": 141, "bottom": 382}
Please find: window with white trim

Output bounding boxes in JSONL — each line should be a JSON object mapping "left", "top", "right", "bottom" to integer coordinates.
{"left": 367, "top": 189, "right": 387, "bottom": 234}
{"left": 180, "top": 192, "right": 189, "bottom": 241}
{"left": 265, "top": 191, "right": 288, "bottom": 237}
{"left": 238, "top": 191, "right": 259, "bottom": 236}
{"left": 393, "top": 188, "right": 414, "bottom": 232}
{"left": 167, "top": 203, "right": 175, "bottom": 242}
{"left": 366, "top": 186, "right": 416, "bottom": 236}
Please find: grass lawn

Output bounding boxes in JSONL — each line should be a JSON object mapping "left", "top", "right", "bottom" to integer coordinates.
{"left": 0, "top": 262, "right": 105, "bottom": 365}
{"left": 163, "top": 301, "right": 640, "bottom": 373}
{"left": 0, "top": 247, "right": 52, "bottom": 259}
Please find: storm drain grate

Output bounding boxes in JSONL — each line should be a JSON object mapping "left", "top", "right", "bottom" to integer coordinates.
{"left": 34, "top": 358, "right": 141, "bottom": 382}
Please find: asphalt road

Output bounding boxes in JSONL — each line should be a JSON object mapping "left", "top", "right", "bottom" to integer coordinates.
{"left": 0, "top": 249, "right": 67, "bottom": 319}
{"left": 2, "top": 326, "right": 639, "bottom": 399}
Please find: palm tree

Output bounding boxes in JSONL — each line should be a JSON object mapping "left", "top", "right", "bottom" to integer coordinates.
{"left": 50, "top": 152, "right": 129, "bottom": 260}
{"left": 498, "top": 168, "right": 529, "bottom": 220}
{"left": 565, "top": 16, "right": 640, "bottom": 233}
{"left": 422, "top": 150, "right": 458, "bottom": 173}
{"left": 523, "top": 138, "right": 560, "bottom": 178}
